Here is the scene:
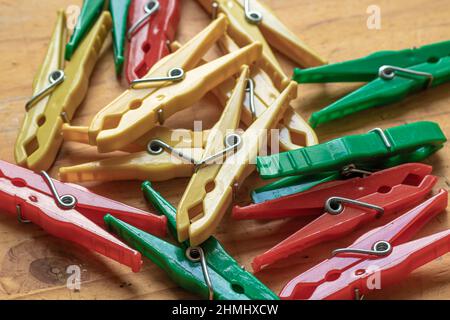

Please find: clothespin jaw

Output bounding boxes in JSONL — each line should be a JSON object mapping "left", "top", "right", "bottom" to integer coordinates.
{"left": 279, "top": 190, "right": 448, "bottom": 300}
{"left": 15, "top": 11, "right": 112, "bottom": 171}
{"left": 0, "top": 160, "right": 175, "bottom": 272}
{"left": 141, "top": 181, "right": 279, "bottom": 300}
{"left": 251, "top": 170, "right": 438, "bottom": 272}
{"left": 198, "top": 0, "right": 326, "bottom": 90}
{"left": 65, "top": 0, "right": 107, "bottom": 60}
{"left": 308, "top": 56, "right": 450, "bottom": 127}
{"left": 125, "top": 0, "right": 181, "bottom": 83}
{"left": 176, "top": 66, "right": 249, "bottom": 242}
{"left": 233, "top": 163, "right": 433, "bottom": 220}
{"left": 110, "top": 0, "right": 132, "bottom": 75}
{"left": 256, "top": 121, "right": 447, "bottom": 180}
{"left": 86, "top": 14, "right": 229, "bottom": 145}
{"left": 186, "top": 81, "right": 298, "bottom": 246}
{"left": 293, "top": 40, "right": 450, "bottom": 83}
{"left": 94, "top": 42, "right": 262, "bottom": 153}
{"left": 215, "top": 34, "right": 318, "bottom": 150}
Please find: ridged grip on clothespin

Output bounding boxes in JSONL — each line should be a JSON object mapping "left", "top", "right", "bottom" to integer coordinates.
{"left": 256, "top": 121, "right": 446, "bottom": 179}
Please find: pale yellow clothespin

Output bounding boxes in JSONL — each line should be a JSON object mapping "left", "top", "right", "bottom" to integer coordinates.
{"left": 178, "top": 81, "right": 298, "bottom": 246}
{"left": 197, "top": 0, "right": 327, "bottom": 90}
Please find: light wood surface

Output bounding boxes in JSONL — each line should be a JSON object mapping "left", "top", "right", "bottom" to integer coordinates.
{"left": 0, "top": 0, "right": 450, "bottom": 300}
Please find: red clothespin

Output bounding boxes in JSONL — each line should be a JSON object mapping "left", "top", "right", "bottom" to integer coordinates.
{"left": 251, "top": 168, "right": 438, "bottom": 272}
{"left": 279, "top": 190, "right": 448, "bottom": 300}
{"left": 125, "top": 0, "right": 181, "bottom": 83}
{"left": 233, "top": 163, "right": 433, "bottom": 220}
{"left": 0, "top": 160, "right": 167, "bottom": 272}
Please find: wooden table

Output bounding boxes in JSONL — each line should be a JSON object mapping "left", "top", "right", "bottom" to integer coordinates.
{"left": 0, "top": 0, "right": 449, "bottom": 300}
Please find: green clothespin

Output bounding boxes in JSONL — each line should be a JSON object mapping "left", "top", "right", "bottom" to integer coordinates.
{"left": 292, "top": 40, "right": 450, "bottom": 127}
{"left": 257, "top": 121, "right": 446, "bottom": 180}
{"left": 104, "top": 181, "right": 278, "bottom": 300}
{"left": 251, "top": 172, "right": 340, "bottom": 203}
{"left": 65, "top": 0, "right": 130, "bottom": 75}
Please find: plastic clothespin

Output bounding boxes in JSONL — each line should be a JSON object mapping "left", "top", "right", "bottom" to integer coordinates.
{"left": 178, "top": 81, "right": 298, "bottom": 246}
{"left": 125, "top": 0, "right": 181, "bottom": 83}
{"left": 14, "top": 11, "right": 111, "bottom": 171}
{"left": 214, "top": 34, "right": 318, "bottom": 150}
{"left": 293, "top": 40, "right": 450, "bottom": 127}
{"left": 62, "top": 124, "right": 210, "bottom": 153}
{"left": 56, "top": 16, "right": 253, "bottom": 183}
{"left": 92, "top": 42, "right": 261, "bottom": 153}
{"left": 251, "top": 172, "right": 341, "bottom": 204}
{"left": 59, "top": 59, "right": 249, "bottom": 183}
{"left": 233, "top": 163, "right": 433, "bottom": 220}
{"left": 279, "top": 190, "right": 448, "bottom": 300}
{"left": 66, "top": 0, "right": 131, "bottom": 75}
{"left": 176, "top": 66, "right": 249, "bottom": 243}
{"left": 257, "top": 121, "right": 446, "bottom": 180}
{"left": 197, "top": 0, "right": 326, "bottom": 91}
{"left": 138, "top": 181, "right": 279, "bottom": 300}
{"left": 0, "top": 160, "right": 168, "bottom": 272}
{"left": 251, "top": 168, "right": 438, "bottom": 272}
{"left": 87, "top": 14, "right": 229, "bottom": 146}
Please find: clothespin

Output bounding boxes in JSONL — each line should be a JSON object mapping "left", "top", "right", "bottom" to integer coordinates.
{"left": 0, "top": 160, "right": 168, "bottom": 272}
{"left": 176, "top": 66, "right": 249, "bottom": 243}
{"left": 87, "top": 14, "right": 229, "bottom": 146}
{"left": 233, "top": 163, "right": 433, "bottom": 220}
{"left": 15, "top": 11, "right": 111, "bottom": 171}
{"left": 178, "top": 81, "right": 298, "bottom": 246}
{"left": 138, "top": 181, "right": 279, "bottom": 300}
{"left": 197, "top": 0, "right": 326, "bottom": 90}
{"left": 279, "top": 190, "right": 448, "bottom": 300}
{"left": 293, "top": 40, "right": 450, "bottom": 127}
{"left": 93, "top": 41, "right": 261, "bottom": 153}
{"left": 125, "top": 0, "right": 181, "bottom": 83}
{"left": 62, "top": 124, "right": 210, "bottom": 153}
{"left": 251, "top": 172, "right": 340, "bottom": 204}
{"left": 251, "top": 167, "right": 438, "bottom": 272}
{"left": 214, "top": 34, "right": 318, "bottom": 150}
{"left": 256, "top": 121, "right": 447, "bottom": 180}
{"left": 58, "top": 17, "right": 266, "bottom": 183}
{"left": 65, "top": 0, "right": 131, "bottom": 75}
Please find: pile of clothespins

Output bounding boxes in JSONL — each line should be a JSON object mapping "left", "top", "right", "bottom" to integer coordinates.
{"left": 4, "top": 0, "right": 450, "bottom": 300}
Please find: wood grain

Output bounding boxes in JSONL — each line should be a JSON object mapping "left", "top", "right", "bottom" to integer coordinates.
{"left": 0, "top": 0, "right": 449, "bottom": 300}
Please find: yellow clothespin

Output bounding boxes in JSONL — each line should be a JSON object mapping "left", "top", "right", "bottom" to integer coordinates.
{"left": 14, "top": 11, "right": 112, "bottom": 171}
{"left": 87, "top": 14, "right": 230, "bottom": 148}
{"left": 177, "top": 66, "right": 249, "bottom": 242}
{"left": 215, "top": 35, "right": 318, "bottom": 150}
{"left": 178, "top": 81, "right": 298, "bottom": 246}
{"left": 197, "top": 0, "right": 326, "bottom": 90}
{"left": 92, "top": 41, "right": 261, "bottom": 154}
